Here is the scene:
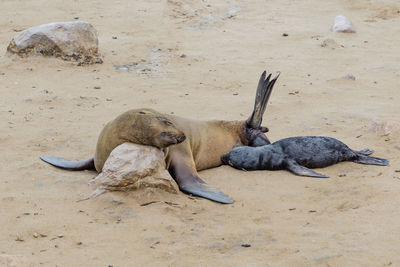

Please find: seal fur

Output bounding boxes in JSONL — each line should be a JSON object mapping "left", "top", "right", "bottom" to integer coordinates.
{"left": 41, "top": 70, "right": 280, "bottom": 204}
{"left": 221, "top": 136, "right": 389, "bottom": 178}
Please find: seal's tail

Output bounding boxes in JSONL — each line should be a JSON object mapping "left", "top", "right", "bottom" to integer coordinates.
{"left": 353, "top": 154, "right": 389, "bottom": 166}
{"left": 40, "top": 155, "right": 95, "bottom": 171}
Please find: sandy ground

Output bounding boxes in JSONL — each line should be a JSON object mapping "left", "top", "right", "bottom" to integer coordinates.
{"left": 1, "top": 0, "right": 400, "bottom": 266}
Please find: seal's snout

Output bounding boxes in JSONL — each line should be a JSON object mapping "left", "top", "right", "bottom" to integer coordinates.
{"left": 159, "top": 131, "right": 186, "bottom": 146}
{"left": 221, "top": 153, "right": 229, "bottom": 165}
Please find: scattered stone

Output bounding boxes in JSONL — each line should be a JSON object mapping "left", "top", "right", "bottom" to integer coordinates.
{"left": 112, "top": 36, "right": 117, "bottom": 39}
{"left": 89, "top": 143, "right": 179, "bottom": 197}
{"left": 7, "top": 21, "right": 103, "bottom": 64}
{"left": 344, "top": 73, "right": 356, "bottom": 80}
{"left": 74, "top": 16, "right": 79, "bottom": 20}
{"left": 33, "top": 232, "right": 39, "bottom": 238}
{"left": 241, "top": 244, "right": 251, "bottom": 248}
{"left": 115, "top": 65, "right": 130, "bottom": 71}
{"left": 93, "top": 86, "right": 101, "bottom": 89}
{"left": 331, "top": 15, "right": 356, "bottom": 33}
{"left": 57, "top": 234, "right": 64, "bottom": 238}
{"left": 321, "top": 38, "right": 342, "bottom": 49}
{"left": 282, "top": 33, "right": 289, "bottom": 37}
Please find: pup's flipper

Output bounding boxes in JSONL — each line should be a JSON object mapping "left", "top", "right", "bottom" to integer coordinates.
{"left": 355, "top": 148, "right": 374, "bottom": 156}
{"left": 353, "top": 155, "right": 389, "bottom": 166}
{"left": 286, "top": 160, "right": 329, "bottom": 178}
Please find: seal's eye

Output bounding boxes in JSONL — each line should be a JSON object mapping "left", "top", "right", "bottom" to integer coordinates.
{"left": 159, "top": 117, "right": 173, "bottom": 126}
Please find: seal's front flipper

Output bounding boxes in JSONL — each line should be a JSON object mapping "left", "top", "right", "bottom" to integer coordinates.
{"left": 180, "top": 181, "right": 233, "bottom": 204}
{"left": 168, "top": 152, "right": 233, "bottom": 204}
{"left": 355, "top": 148, "right": 374, "bottom": 156}
{"left": 40, "top": 155, "right": 95, "bottom": 171}
{"left": 286, "top": 160, "right": 329, "bottom": 178}
{"left": 353, "top": 155, "right": 389, "bottom": 166}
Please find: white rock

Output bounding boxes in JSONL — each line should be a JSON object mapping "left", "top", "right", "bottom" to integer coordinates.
{"left": 90, "top": 143, "right": 179, "bottom": 197}
{"left": 331, "top": 15, "right": 356, "bottom": 33}
{"left": 7, "top": 21, "right": 102, "bottom": 64}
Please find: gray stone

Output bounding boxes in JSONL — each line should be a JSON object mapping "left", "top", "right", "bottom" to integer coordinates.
{"left": 7, "top": 21, "right": 102, "bottom": 64}
{"left": 90, "top": 143, "right": 179, "bottom": 197}
{"left": 331, "top": 15, "right": 356, "bottom": 33}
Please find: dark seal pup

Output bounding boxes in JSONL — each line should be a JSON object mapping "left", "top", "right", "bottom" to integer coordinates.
{"left": 41, "top": 70, "right": 279, "bottom": 204}
{"left": 221, "top": 136, "right": 389, "bottom": 178}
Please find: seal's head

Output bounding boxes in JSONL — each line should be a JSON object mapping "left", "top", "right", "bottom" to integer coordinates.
{"left": 123, "top": 109, "right": 186, "bottom": 148}
{"left": 243, "top": 124, "right": 270, "bottom": 146}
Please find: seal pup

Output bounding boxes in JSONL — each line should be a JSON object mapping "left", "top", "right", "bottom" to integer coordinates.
{"left": 221, "top": 136, "right": 388, "bottom": 178}
{"left": 41, "top": 70, "right": 280, "bottom": 204}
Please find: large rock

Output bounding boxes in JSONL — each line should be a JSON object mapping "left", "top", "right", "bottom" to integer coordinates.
{"left": 7, "top": 21, "right": 102, "bottom": 65}
{"left": 90, "top": 143, "right": 179, "bottom": 197}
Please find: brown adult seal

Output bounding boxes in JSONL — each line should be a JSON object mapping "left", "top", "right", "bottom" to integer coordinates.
{"left": 41, "top": 70, "right": 279, "bottom": 204}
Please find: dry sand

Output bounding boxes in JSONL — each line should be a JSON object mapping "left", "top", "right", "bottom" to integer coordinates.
{"left": 1, "top": 0, "right": 400, "bottom": 266}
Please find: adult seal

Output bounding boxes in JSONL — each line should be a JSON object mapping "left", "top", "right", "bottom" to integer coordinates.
{"left": 221, "top": 136, "right": 389, "bottom": 178}
{"left": 41, "top": 70, "right": 280, "bottom": 204}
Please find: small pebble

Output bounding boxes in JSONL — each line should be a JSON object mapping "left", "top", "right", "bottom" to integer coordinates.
{"left": 106, "top": 98, "right": 112, "bottom": 101}
{"left": 112, "top": 36, "right": 117, "bottom": 39}
{"left": 282, "top": 33, "right": 289, "bottom": 37}
{"left": 94, "top": 86, "right": 101, "bottom": 89}
{"left": 33, "top": 232, "right": 39, "bottom": 238}
{"left": 57, "top": 234, "right": 64, "bottom": 238}
{"left": 74, "top": 16, "right": 79, "bottom": 20}
{"left": 344, "top": 73, "right": 356, "bottom": 80}
{"left": 241, "top": 244, "right": 251, "bottom": 247}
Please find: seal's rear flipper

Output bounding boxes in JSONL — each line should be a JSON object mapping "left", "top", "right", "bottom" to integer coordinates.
{"left": 40, "top": 155, "right": 95, "bottom": 171}
{"left": 286, "top": 160, "right": 329, "bottom": 178}
{"left": 353, "top": 155, "right": 389, "bottom": 166}
{"left": 355, "top": 148, "right": 374, "bottom": 156}
{"left": 247, "top": 70, "right": 280, "bottom": 129}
